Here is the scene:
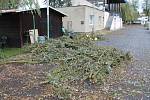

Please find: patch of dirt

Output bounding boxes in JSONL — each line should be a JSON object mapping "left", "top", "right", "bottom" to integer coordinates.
{"left": 0, "top": 63, "right": 116, "bottom": 100}
{"left": 0, "top": 63, "right": 58, "bottom": 100}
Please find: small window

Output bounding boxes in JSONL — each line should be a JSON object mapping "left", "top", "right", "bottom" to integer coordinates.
{"left": 99, "top": 16, "right": 102, "bottom": 25}
{"left": 81, "top": 21, "right": 84, "bottom": 24}
{"left": 89, "top": 15, "right": 94, "bottom": 25}
{"left": 67, "top": 21, "right": 72, "bottom": 32}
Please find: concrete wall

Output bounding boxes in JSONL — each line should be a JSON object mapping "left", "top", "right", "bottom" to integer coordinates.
{"left": 110, "top": 16, "right": 123, "bottom": 31}
{"left": 84, "top": 6, "right": 104, "bottom": 32}
{"left": 105, "top": 15, "right": 123, "bottom": 31}
{"left": 104, "top": 12, "right": 110, "bottom": 28}
{"left": 57, "top": 6, "right": 104, "bottom": 33}
{"left": 57, "top": 6, "right": 86, "bottom": 32}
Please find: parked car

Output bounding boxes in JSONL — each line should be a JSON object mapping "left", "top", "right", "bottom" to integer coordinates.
{"left": 134, "top": 17, "right": 149, "bottom": 25}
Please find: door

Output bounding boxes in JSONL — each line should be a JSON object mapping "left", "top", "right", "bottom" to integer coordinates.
{"left": 67, "top": 21, "right": 72, "bottom": 32}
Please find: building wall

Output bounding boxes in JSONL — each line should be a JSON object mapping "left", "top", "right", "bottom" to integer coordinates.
{"left": 57, "top": 6, "right": 86, "bottom": 32}
{"left": 104, "top": 12, "right": 110, "bottom": 28}
{"left": 40, "top": 8, "right": 63, "bottom": 38}
{"left": 21, "top": 8, "right": 63, "bottom": 39}
{"left": 58, "top": 6, "right": 104, "bottom": 33}
{"left": 0, "top": 13, "right": 21, "bottom": 47}
{"left": 84, "top": 6, "right": 104, "bottom": 32}
{"left": 110, "top": 16, "right": 123, "bottom": 31}
{"left": 0, "top": 8, "right": 64, "bottom": 47}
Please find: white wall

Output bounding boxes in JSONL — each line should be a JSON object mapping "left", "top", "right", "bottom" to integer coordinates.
{"left": 110, "top": 16, "right": 123, "bottom": 31}
{"left": 57, "top": 6, "right": 104, "bottom": 33}
{"left": 104, "top": 12, "right": 110, "bottom": 28}
{"left": 57, "top": 6, "right": 86, "bottom": 32}
{"left": 71, "top": 0, "right": 94, "bottom": 7}
{"left": 84, "top": 6, "right": 104, "bottom": 32}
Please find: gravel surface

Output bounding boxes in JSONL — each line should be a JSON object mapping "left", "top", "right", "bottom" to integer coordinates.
{"left": 97, "top": 25, "right": 150, "bottom": 99}
{"left": 1, "top": 25, "right": 150, "bottom": 100}
{"left": 0, "top": 63, "right": 58, "bottom": 100}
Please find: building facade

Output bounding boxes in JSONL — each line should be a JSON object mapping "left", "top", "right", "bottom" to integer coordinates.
{"left": 57, "top": 5, "right": 104, "bottom": 33}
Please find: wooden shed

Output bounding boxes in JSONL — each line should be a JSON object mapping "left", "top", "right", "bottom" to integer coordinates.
{"left": 0, "top": 7, "right": 66, "bottom": 47}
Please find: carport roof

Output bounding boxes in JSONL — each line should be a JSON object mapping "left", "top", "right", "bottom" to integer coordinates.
{"left": 107, "top": 0, "right": 127, "bottom": 3}
{"left": 0, "top": 6, "right": 67, "bottom": 16}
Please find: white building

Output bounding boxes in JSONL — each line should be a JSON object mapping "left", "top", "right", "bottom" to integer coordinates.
{"left": 57, "top": 5, "right": 105, "bottom": 33}
{"left": 38, "top": 0, "right": 123, "bottom": 32}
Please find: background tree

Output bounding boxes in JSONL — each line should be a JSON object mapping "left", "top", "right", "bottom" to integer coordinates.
{"left": 121, "top": 3, "right": 139, "bottom": 23}
{"left": 143, "top": 0, "right": 150, "bottom": 20}
{"left": 0, "top": 0, "right": 40, "bottom": 43}
{"left": 0, "top": 0, "right": 19, "bottom": 9}
{"left": 0, "top": 0, "right": 40, "bottom": 10}
{"left": 132, "top": 0, "right": 139, "bottom": 9}
{"left": 44, "top": 0, "right": 72, "bottom": 8}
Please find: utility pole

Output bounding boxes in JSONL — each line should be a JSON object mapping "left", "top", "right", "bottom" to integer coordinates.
{"left": 47, "top": 0, "right": 50, "bottom": 39}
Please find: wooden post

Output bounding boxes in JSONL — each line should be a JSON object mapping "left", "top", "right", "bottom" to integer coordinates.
{"left": 19, "top": 13, "right": 23, "bottom": 47}
{"left": 47, "top": 0, "right": 50, "bottom": 39}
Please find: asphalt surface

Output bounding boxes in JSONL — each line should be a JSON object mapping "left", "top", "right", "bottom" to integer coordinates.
{"left": 97, "top": 25, "right": 150, "bottom": 100}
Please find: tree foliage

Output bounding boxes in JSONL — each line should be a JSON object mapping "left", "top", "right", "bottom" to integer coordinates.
{"left": 44, "top": 0, "right": 72, "bottom": 8}
{"left": 0, "top": 0, "right": 39, "bottom": 10}
{"left": 0, "top": 0, "right": 19, "bottom": 9}
{"left": 121, "top": 3, "right": 139, "bottom": 23}
{"left": 143, "top": 0, "right": 150, "bottom": 20}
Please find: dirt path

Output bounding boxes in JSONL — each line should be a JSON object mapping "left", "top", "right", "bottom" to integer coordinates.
{"left": 97, "top": 25, "right": 150, "bottom": 99}
{"left": 0, "top": 63, "right": 58, "bottom": 100}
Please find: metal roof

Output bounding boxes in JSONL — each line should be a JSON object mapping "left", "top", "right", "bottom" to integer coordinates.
{"left": 0, "top": 6, "right": 67, "bottom": 16}
{"left": 107, "top": 0, "right": 127, "bottom": 3}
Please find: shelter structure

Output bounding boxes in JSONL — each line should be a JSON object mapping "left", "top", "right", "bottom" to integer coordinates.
{"left": 0, "top": 7, "right": 66, "bottom": 47}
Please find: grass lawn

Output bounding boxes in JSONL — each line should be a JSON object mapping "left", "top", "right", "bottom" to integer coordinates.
{"left": 0, "top": 48, "right": 23, "bottom": 58}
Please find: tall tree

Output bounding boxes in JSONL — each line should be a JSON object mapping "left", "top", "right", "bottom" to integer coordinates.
{"left": 132, "top": 0, "right": 139, "bottom": 9}
{"left": 0, "top": 0, "right": 40, "bottom": 10}
{"left": 0, "top": 0, "right": 40, "bottom": 44}
{"left": 143, "top": 0, "right": 150, "bottom": 20}
{"left": 0, "top": 0, "right": 19, "bottom": 9}
{"left": 44, "top": 0, "right": 72, "bottom": 8}
{"left": 121, "top": 3, "right": 139, "bottom": 23}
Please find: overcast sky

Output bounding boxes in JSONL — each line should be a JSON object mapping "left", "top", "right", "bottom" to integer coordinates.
{"left": 137, "top": 0, "right": 144, "bottom": 13}
{"left": 37, "top": 0, "right": 45, "bottom": 7}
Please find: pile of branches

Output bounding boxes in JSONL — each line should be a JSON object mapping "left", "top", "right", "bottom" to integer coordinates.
{"left": 24, "top": 34, "right": 131, "bottom": 85}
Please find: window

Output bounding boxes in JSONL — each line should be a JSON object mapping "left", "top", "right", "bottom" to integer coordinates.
{"left": 81, "top": 21, "right": 84, "bottom": 25}
{"left": 99, "top": 16, "right": 102, "bottom": 25}
{"left": 89, "top": 15, "right": 94, "bottom": 25}
{"left": 67, "top": 21, "right": 72, "bottom": 32}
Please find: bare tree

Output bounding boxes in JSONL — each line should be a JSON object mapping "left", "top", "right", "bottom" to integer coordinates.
{"left": 143, "top": 0, "right": 150, "bottom": 20}
{"left": 44, "top": 0, "right": 72, "bottom": 8}
{"left": 0, "top": 0, "right": 40, "bottom": 10}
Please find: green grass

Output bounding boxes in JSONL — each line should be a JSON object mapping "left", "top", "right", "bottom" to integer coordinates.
{"left": 0, "top": 48, "right": 23, "bottom": 59}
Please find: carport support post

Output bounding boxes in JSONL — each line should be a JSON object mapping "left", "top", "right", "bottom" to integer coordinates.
{"left": 47, "top": 0, "right": 50, "bottom": 40}
{"left": 32, "top": 14, "right": 36, "bottom": 43}
{"left": 19, "top": 13, "right": 23, "bottom": 47}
